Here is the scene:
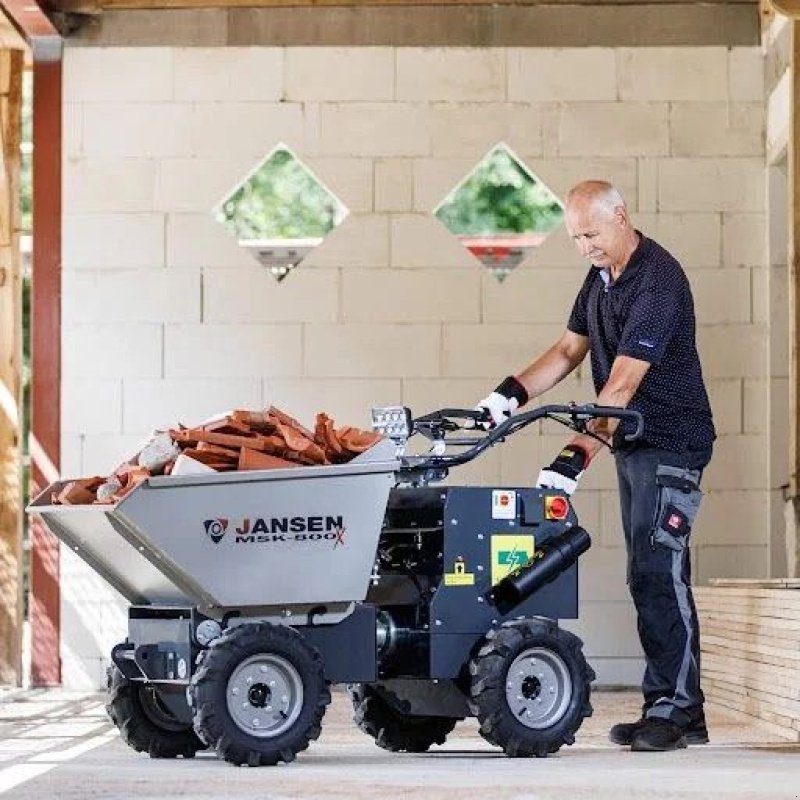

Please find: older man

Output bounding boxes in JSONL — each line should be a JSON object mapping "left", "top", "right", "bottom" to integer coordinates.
{"left": 477, "top": 180, "right": 715, "bottom": 752}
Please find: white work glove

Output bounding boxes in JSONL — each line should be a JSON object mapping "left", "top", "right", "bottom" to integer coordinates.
{"left": 536, "top": 444, "right": 590, "bottom": 497}
{"left": 475, "top": 376, "right": 529, "bottom": 429}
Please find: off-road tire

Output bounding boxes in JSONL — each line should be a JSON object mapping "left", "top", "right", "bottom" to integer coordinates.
{"left": 469, "top": 618, "right": 594, "bottom": 758}
{"left": 105, "top": 666, "right": 205, "bottom": 759}
{"left": 349, "top": 683, "right": 459, "bottom": 753}
{"left": 189, "top": 622, "right": 330, "bottom": 766}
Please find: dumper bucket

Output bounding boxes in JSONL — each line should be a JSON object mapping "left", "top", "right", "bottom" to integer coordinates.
{"left": 29, "top": 439, "right": 399, "bottom": 609}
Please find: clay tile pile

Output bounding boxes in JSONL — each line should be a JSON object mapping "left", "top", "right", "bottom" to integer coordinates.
{"left": 52, "top": 406, "right": 384, "bottom": 506}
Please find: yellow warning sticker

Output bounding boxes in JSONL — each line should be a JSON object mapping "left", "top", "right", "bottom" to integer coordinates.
{"left": 444, "top": 556, "right": 475, "bottom": 586}
{"left": 491, "top": 534, "right": 535, "bottom": 585}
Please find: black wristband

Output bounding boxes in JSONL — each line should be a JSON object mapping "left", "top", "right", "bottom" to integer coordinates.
{"left": 551, "top": 444, "right": 590, "bottom": 478}
{"left": 494, "top": 375, "right": 529, "bottom": 407}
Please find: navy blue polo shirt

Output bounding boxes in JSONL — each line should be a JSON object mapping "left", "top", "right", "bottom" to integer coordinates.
{"left": 567, "top": 234, "right": 715, "bottom": 458}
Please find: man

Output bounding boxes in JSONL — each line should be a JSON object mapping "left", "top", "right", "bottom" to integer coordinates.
{"left": 477, "top": 180, "right": 715, "bottom": 752}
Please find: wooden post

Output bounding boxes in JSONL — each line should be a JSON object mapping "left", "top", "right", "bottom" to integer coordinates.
{"left": 0, "top": 47, "right": 23, "bottom": 685}
{"left": 790, "top": 21, "right": 800, "bottom": 577}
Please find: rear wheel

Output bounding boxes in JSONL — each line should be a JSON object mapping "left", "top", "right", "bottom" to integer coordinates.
{"left": 469, "top": 618, "right": 594, "bottom": 758}
{"left": 105, "top": 666, "right": 205, "bottom": 759}
{"left": 189, "top": 622, "right": 330, "bottom": 766}
{"left": 349, "top": 683, "right": 459, "bottom": 753}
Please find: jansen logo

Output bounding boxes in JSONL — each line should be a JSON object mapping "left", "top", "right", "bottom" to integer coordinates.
{"left": 203, "top": 518, "right": 229, "bottom": 544}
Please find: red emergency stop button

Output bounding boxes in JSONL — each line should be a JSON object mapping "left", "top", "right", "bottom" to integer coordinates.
{"left": 544, "top": 495, "right": 570, "bottom": 520}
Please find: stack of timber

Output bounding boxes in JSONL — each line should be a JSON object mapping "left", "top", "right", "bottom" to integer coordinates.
{"left": 696, "top": 580, "right": 800, "bottom": 742}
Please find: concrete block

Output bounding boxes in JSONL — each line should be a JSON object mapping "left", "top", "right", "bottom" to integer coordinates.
{"left": 63, "top": 269, "right": 200, "bottom": 325}
{"left": 319, "top": 103, "right": 430, "bottom": 157}
{"left": 722, "top": 213, "right": 766, "bottom": 268}
{"left": 695, "top": 491, "right": 770, "bottom": 547}
{"left": 508, "top": 48, "right": 616, "bottom": 102}
{"left": 190, "top": 103, "right": 304, "bottom": 158}
{"left": 285, "top": 47, "right": 393, "bottom": 101}
{"left": 60, "top": 435, "right": 83, "bottom": 477}
{"left": 167, "top": 213, "right": 255, "bottom": 269}
{"left": 64, "top": 104, "right": 83, "bottom": 159}
{"left": 729, "top": 47, "right": 764, "bottom": 103}
{"left": 413, "top": 157, "right": 485, "bottom": 214}
{"left": 63, "top": 324, "right": 163, "bottom": 379}
{"left": 658, "top": 158, "right": 765, "bottom": 213}
{"left": 263, "top": 378, "right": 402, "bottom": 431}
{"left": 82, "top": 434, "right": 154, "bottom": 475}
{"left": 396, "top": 48, "right": 505, "bottom": 102}
{"left": 62, "top": 379, "right": 122, "bottom": 435}
{"left": 580, "top": 546, "right": 632, "bottom": 604}
{"left": 743, "top": 379, "right": 769, "bottom": 435}
{"left": 342, "top": 269, "right": 480, "bottom": 323}
{"left": 702, "top": 434, "right": 769, "bottom": 491}
{"left": 64, "top": 47, "right": 173, "bottom": 103}
{"left": 63, "top": 213, "right": 165, "bottom": 269}
{"left": 303, "top": 157, "right": 372, "bottom": 214}
{"left": 428, "top": 103, "right": 546, "bottom": 158}
{"left": 695, "top": 544, "right": 769, "bottom": 582}
{"left": 204, "top": 268, "right": 338, "bottom": 323}
{"left": 697, "top": 324, "right": 767, "bottom": 379}
{"left": 690, "top": 269, "right": 751, "bottom": 324}
{"left": 637, "top": 158, "right": 658, "bottom": 213}
{"left": 64, "top": 159, "right": 156, "bottom": 214}
{"left": 559, "top": 103, "right": 669, "bottom": 157}
{"left": 164, "top": 323, "right": 303, "bottom": 379}
{"left": 304, "top": 214, "right": 389, "bottom": 268}
{"left": 401, "top": 377, "right": 488, "bottom": 417}
{"left": 767, "top": 265, "right": 790, "bottom": 377}
{"left": 83, "top": 104, "right": 194, "bottom": 158}
{"left": 442, "top": 446, "right": 501, "bottom": 488}
{"left": 305, "top": 324, "right": 441, "bottom": 378}
{"left": 442, "top": 323, "right": 563, "bottom": 379}
{"left": 155, "top": 156, "right": 257, "bottom": 213}
{"left": 174, "top": 47, "right": 283, "bottom": 101}
{"left": 569, "top": 491, "right": 601, "bottom": 539}
{"left": 375, "top": 159, "right": 414, "bottom": 213}
{"left": 123, "top": 378, "right": 263, "bottom": 434}
{"left": 561, "top": 601, "right": 641, "bottom": 659}
{"left": 573, "top": 451, "right": 620, "bottom": 492}
{"left": 599, "top": 490, "right": 625, "bottom": 548}
{"left": 706, "top": 379, "right": 742, "bottom": 436}
{"left": 670, "top": 103, "right": 764, "bottom": 157}
{"left": 391, "top": 214, "right": 473, "bottom": 268}
{"left": 482, "top": 267, "right": 588, "bottom": 325}
{"left": 497, "top": 425, "right": 545, "bottom": 486}
{"left": 768, "top": 378, "right": 790, "bottom": 488}
{"left": 767, "top": 69, "right": 790, "bottom": 161}
{"left": 617, "top": 47, "right": 728, "bottom": 101}
{"left": 634, "top": 213, "right": 722, "bottom": 268}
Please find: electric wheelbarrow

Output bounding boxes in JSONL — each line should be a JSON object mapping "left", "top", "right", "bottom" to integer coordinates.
{"left": 28, "top": 403, "right": 643, "bottom": 765}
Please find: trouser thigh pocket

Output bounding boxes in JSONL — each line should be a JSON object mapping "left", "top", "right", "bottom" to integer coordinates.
{"left": 651, "top": 465, "right": 702, "bottom": 553}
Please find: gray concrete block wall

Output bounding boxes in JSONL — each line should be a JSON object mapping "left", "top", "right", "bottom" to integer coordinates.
{"left": 60, "top": 45, "right": 767, "bottom": 688}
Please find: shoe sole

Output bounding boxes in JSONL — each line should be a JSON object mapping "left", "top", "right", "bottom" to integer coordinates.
{"left": 631, "top": 737, "right": 688, "bottom": 752}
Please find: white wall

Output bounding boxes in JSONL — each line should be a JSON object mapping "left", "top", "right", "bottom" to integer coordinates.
{"left": 60, "top": 44, "right": 767, "bottom": 688}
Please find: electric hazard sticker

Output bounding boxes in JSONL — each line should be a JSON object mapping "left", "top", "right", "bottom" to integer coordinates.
{"left": 491, "top": 534, "right": 534, "bottom": 585}
{"left": 444, "top": 556, "right": 475, "bottom": 586}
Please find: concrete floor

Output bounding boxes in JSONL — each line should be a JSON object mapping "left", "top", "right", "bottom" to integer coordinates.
{"left": 0, "top": 688, "right": 798, "bottom": 800}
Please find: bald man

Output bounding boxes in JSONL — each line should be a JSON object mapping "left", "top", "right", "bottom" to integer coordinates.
{"left": 477, "top": 180, "right": 715, "bottom": 752}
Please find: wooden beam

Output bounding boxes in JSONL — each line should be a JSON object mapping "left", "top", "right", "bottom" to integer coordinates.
{"left": 0, "top": 46, "right": 22, "bottom": 686}
{"left": 768, "top": 0, "right": 800, "bottom": 17}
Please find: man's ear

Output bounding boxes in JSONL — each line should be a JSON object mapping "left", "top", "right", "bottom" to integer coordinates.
{"left": 614, "top": 205, "right": 628, "bottom": 227}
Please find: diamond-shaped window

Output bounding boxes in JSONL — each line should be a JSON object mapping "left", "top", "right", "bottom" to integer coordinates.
{"left": 215, "top": 144, "right": 348, "bottom": 281}
{"left": 434, "top": 144, "right": 564, "bottom": 282}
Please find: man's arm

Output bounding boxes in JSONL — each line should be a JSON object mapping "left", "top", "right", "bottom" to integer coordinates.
{"left": 569, "top": 354, "right": 651, "bottom": 460}
{"left": 515, "top": 329, "right": 590, "bottom": 401}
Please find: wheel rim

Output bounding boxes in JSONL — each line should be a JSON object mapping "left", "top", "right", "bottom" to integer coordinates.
{"left": 226, "top": 654, "right": 304, "bottom": 739}
{"left": 138, "top": 685, "right": 189, "bottom": 732}
{"left": 505, "top": 646, "right": 572, "bottom": 730}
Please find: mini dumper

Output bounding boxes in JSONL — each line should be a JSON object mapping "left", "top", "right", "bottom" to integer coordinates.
{"left": 29, "top": 402, "right": 642, "bottom": 766}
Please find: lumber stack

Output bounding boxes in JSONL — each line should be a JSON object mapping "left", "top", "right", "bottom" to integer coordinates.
{"left": 696, "top": 580, "right": 800, "bottom": 742}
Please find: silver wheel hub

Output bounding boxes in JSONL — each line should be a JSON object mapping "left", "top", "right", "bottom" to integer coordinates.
{"left": 505, "top": 646, "right": 572, "bottom": 730}
{"left": 226, "top": 654, "right": 304, "bottom": 738}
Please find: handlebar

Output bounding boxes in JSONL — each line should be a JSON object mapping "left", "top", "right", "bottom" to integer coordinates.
{"left": 401, "top": 403, "right": 644, "bottom": 473}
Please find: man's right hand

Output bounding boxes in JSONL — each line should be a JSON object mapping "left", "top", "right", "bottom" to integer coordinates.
{"left": 475, "top": 375, "right": 529, "bottom": 429}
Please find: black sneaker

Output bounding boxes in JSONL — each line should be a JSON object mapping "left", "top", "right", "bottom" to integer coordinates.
{"left": 631, "top": 718, "right": 688, "bottom": 752}
{"left": 609, "top": 712, "right": 709, "bottom": 746}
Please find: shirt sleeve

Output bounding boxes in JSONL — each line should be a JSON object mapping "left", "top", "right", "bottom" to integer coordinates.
{"left": 566, "top": 269, "right": 595, "bottom": 336}
{"left": 617, "top": 285, "right": 681, "bottom": 364}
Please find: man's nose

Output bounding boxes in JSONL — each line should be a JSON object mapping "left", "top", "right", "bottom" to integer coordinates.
{"left": 577, "top": 238, "right": 592, "bottom": 256}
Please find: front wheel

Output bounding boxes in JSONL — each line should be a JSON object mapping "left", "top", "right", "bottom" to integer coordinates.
{"left": 189, "top": 622, "right": 330, "bottom": 766}
{"left": 105, "top": 666, "right": 205, "bottom": 759}
{"left": 469, "top": 618, "right": 594, "bottom": 758}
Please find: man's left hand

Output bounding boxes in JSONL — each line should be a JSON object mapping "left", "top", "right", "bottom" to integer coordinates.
{"left": 536, "top": 444, "right": 591, "bottom": 496}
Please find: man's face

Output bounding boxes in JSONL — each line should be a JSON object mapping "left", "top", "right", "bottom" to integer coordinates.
{"left": 565, "top": 200, "right": 627, "bottom": 269}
